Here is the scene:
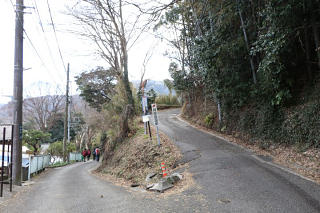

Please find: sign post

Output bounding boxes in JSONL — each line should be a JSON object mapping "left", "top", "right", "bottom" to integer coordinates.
{"left": 141, "top": 96, "right": 148, "bottom": 135}
{"left": 152, "top": 104, "right": 161, "bottom": 146}
{"left": 142, "top": 115, "right": 152, "bottom": 140}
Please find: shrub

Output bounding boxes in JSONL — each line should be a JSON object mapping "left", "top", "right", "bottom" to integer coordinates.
{"left": 204, "top": 113, "right": 215, "bottom": 128}
{"left": 156, "top": 95, "right": 180, "bottom": 105}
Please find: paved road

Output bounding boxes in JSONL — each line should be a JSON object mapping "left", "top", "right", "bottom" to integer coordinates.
{"left": 0, "top": 161, "right": 209, "bottom": 213}
{"left": 156, "top": 108, "right": 320, "bottom": 212}
{"left": 1, "top": 108, "right": 319, "bottom": 212}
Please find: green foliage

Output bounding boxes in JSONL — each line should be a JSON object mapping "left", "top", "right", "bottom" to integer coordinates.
{"left": 75, "top": 66, "right": 116, "bottom": 111}
{"left": 99, "top": 132, "right": 108, "bottom": 149}
{"left": 23, "top": 129, "right": 51, "bottom": 154}
{"left": 46, "top": 141, "right": 76, "bottom": 157}
{"left": 204, "top": 113, "right": 215, "bottom": 128}
{"left": 47, "top": 112, "right": 85, "bottom": 143}
{"left": 47, "top": 113, "right": 64, "bottom": 142}
{"left": 157, "top": 0, "right": 320, "bottom": 148}
{"left": 46, "top": 141, "right": 63, "bottom": 157}
{"left": 163, "top": 79, "right": 174, "bottom": 95}
{"left": 156, "top": 95, "right": 179, "bottom": 105}
{"left": 48, "top": 161, "right": 70, "bottom": 168}
{"left": 146, "top": 88, "right": 157, "bottom": 104}
{"left": 282, "top": 101, "right": 320, "bottom": 148}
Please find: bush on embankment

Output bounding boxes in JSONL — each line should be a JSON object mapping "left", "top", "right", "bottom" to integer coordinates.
{"left": 182, "top": 86, "right": 320, "bottom": 150}
{"left": 98, "top": 125, "right": 181, "bottom": 184}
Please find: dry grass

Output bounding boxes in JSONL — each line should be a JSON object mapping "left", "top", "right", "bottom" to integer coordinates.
{"left": 95, "top": 123, "right": 195, "bottom": 195}
{"left": 99, "top": 126, "right": 181, "bottom": 183}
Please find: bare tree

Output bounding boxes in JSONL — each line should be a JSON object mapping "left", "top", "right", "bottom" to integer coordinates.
{"left": 138, "top": 47, "right": 154, "bottom": 95}
{"left": 70, "top": 0, "right": 151, "bottom": 108}
{"left": 24, "top": 83, "right": 64, "bottom": 131}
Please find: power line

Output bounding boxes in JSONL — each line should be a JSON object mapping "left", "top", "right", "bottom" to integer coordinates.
{"left": 31, "top": 0, "right": 65, "bottom": 82}
{"left": 46, "top": 0, "right": 67, "bottom": 74}
{"left": 8, "top": 0, "right": 65, "bottom": 94}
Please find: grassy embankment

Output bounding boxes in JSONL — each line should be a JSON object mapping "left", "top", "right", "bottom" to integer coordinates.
{"left": 96, "top": 123, "right": 183, "bottom": 186}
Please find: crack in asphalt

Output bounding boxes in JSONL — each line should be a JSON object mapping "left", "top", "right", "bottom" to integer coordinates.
{"left": 177, "top": 150, "right": 201, "bottom": 165}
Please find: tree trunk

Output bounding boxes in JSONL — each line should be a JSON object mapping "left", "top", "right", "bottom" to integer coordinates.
{"left": 303, "top": 0, "right": 312, "bottom": 79}
{"left": 122, "top": 50, "right": 134, "bottom": 108}
{"left": 119, "top": 104, "right": 133, "bottom": 139}
{"left": 304, "top": 25, "right": 312, "bottom": 79}
{"left": 217, "top": 100, "right": 222, "bottom": 123}
{"left": 237, "top": 0, "right": 257, "bottom": 84}
{"left": 312, "top": 22, "right": 320, "bottom": 69}
{"left": 119, "top": 0, "right": 134, "bottom": 109}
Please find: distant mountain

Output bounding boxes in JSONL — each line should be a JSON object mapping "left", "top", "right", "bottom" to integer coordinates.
{"left": 0, "top": 102, "right": 14, "bottom": 124}
{"left": 0, "top": 81, "right": 172, "bottom": 124}
{"left": 132, "top": 80, "right": 172, "bottom": 95}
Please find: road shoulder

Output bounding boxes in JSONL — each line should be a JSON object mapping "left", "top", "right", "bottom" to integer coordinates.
{"left": 177, "top": 114, "right": 320, "bottom": 185}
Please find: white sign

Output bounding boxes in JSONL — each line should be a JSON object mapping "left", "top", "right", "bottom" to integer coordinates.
{"left": 151, "top": 104, "right": 161, "bottom": 145}
{"left": 142, "top": 115, "right": 150, "bottom": 122}
{"left": 142, "top": 96, "right": 148, "bottom": 112}
{"left": 152, "top": 104, "right": 159, "bottom": 125}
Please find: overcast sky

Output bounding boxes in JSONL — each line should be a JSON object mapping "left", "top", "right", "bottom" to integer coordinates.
{"left": 0, "top": 0, "right": 171, "bottom": 104}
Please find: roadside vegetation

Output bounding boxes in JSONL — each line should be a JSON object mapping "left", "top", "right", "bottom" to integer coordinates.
{"left": 69, "top": 0, "right": 320, "bottom": 183}
{"left": 19, "top": 1, "right": 319, "bottom": 184}
{"left": 156, "top": 95, "right": 179, "bottom": 106}
{"left": 153, "top": 0, "right": 320, "bottom": 182}
{"left": 45, "top": 141, "right": 76, "bottom": 161}
{"left": 156, "top": 1, "right": 320, "bottom": 151}
{"left": 97, "top": 124, "right": 181, "bottom": 184}
{"left": 48, "top": 161, "right": 70, "bottom": 168}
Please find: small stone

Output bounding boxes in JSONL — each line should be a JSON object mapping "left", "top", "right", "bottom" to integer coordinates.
{"left": 217, "top": 199, "right": 231, "bottom": 204}
{"left": 170, "top": 173, "right": 183, "bottom": 182}
{"left": 149, "top": 179, "right": 174, "bottom": 192}
{"left": 146, "top": 183, "right": 154, "bottom": 189}
{"left": 100, "top": 195, "right": 103, "bottom": 198}
{"left": 130, "top": 183, "right": 140, "bottom": 187}
{"left": 145, "top": 172, "right": 157, "bottom": 182}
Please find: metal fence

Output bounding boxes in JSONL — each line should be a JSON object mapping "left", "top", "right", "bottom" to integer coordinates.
{"left": 69, "top": 152, "right": 82, "bottom": 161}
{"left": 0, "top": 125, "right": 13, "bottom": 197}
{"left": 28, "top": 155, "right": 51, "bottom": 180}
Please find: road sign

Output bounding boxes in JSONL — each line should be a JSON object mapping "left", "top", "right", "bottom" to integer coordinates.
{"left": 152, "top": 104, "right": 159, "bottom": 125}
{"left": 142, "top": 115, "right": 150, "bottom": 122}
{"left": 151, "top": 104, "right": 160, "bottom": 145}
{"left": 142, "top": 96, "right": 148, "bottom": 113}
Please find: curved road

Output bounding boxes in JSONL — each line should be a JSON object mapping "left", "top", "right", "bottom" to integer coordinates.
{"left": 0, "top": 108, "right": 319, "bottom": 212}
{"left": 157, "top": 109, "right": 320, "bottom": 212}
{"left": 0, "top": 161, "right": 209, "bottom": 213}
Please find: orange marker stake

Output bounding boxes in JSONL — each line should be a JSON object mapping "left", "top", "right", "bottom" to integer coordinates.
{"left": 161, "top": 162, "right": 168, "bottom": 177}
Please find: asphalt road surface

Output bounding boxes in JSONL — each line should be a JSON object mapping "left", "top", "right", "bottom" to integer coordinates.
{"left": 156, "top": 108, "right": 320, "bottom": 212}
{"left": 1, "top": 108, "right": 319, "bottom": 212}
{"left": 0, "top": 161, "right": 210, "bottom": 213}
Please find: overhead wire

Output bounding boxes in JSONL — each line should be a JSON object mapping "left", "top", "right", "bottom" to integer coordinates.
{"left": 46, "top": 0, "right": 68, "bottom": 74}
{"left": 31, "top": 0, "right": 66, "bottom": 83}
{"left": 7, "top": 0, "right": 65, "bottom": 95}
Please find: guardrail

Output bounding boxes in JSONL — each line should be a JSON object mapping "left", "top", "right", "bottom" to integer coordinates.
{"left": 69, "top": 152, "right": 82, "bottom": 161}
{"left": 28, "top": 155, "right": 51, "bottom": 180}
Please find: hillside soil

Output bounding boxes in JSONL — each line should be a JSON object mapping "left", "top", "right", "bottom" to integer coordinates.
{"left": 180, "top": 114, "right": 320, "bottom": 184}
{"left": 94, "top": 123, "right": 194, "bottom": 194}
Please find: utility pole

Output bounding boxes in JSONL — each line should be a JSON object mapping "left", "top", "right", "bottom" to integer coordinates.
{"left": 67, "top": 96, "right": 71, "bottom": 143}
{"left": 63, "top": 63, "right": 69, "bottom": 162}
{"left": 12, "top": 0, "right": 24, "bottom": 186}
